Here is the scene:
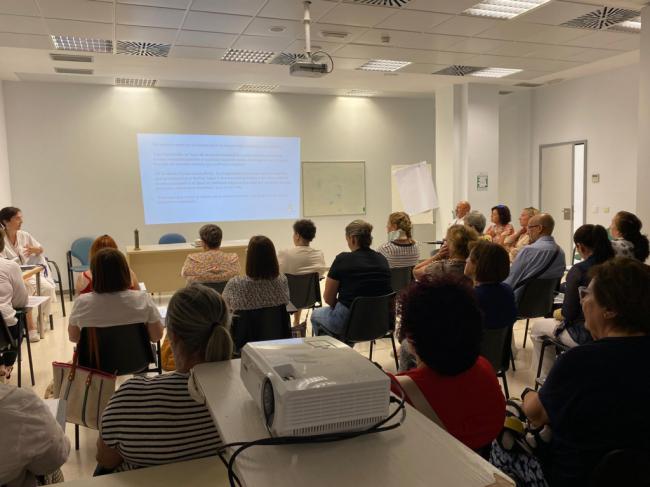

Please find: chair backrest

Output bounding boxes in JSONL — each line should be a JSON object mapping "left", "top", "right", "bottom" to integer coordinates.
{"left": 343, "top": 293, "right": 397, "bottom": 343}
{"left": 285, "top": 273, "right": 321, "bottom": 309}
{"left": 77, "top": 323, "right": 155, "bottom": 375}
{"left": 199, "top": 281, "right": 229, "bottom": 294}
{"left": 590, "top": 449, "right": 650, "bottom": 487}
{"left": 390, "top": 266, "right": 414, "bottom": 294}
{"left": 70, "top": 237, "right": 94, "bottom": 266}
{"left": 480, "top": 326, "right": 511, "bottom": 373}
{"left": 231, "top": 305, "right": 291, "bottom": 353}
{"left": 0, "top": 314, "right": 16, "bottom": 352}
{"left": 158, "top": 233, "right": 186, "bottom": 244}
{"left": 517, "top": 278, "right": 559, "bottom": 318}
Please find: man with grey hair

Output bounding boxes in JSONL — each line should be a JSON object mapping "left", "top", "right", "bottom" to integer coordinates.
{"left": 451, "top": 200, "right": 471, "bottom": 226}
{"left": 505, "top": 207, "right": 540, "bottom": 262}
{"left": 504, "top": 213, "right": 566, "bottom": 301}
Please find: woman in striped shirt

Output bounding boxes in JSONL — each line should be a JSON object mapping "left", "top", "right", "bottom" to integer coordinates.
{"left": 377, "top": 212, "right": 420, "bottom": 268}
{"left": 96, "top": 283, "right": 233, "bottom": 473}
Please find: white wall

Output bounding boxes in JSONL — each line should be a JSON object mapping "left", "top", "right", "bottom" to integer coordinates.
{"left": 530, "top": 64, "right": 639, "bottom": 228}
{"left": 3, "top": 82, "right": 435, "bottom": 278}
{"left": 0, "top": 81, "right": 11, "bottom": 207}
{"left": 637, "top": 7, "right": 650, "bottom": 224}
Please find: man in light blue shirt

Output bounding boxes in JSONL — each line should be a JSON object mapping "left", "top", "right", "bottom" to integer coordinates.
{"left": 505, "top": 213, "right": 566, "bottom": 301}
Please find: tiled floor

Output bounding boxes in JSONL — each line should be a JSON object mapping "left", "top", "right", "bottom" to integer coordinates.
{"left": 10, "top": 293, "right": 538, "bottom": 483}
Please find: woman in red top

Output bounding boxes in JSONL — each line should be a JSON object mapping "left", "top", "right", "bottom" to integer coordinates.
{"left": 75, "top": 235, "right": 139, "bottom": 295}
{"left": 391, "top": 274, "right": 505, "bottom": 450}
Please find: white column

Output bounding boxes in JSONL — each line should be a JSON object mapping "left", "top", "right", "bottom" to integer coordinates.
{"left": 0, "top": 81, "right": 11, "bottom": 207}
{"left": 637, "top": 7, "right": 650, "bottom": 223}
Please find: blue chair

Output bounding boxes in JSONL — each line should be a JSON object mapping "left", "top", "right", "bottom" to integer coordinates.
{"left": 66, "top": 237, "right": 93, "bottom": 300}
{"left": 158, "top": 233, "right": 186, "bottom": 244}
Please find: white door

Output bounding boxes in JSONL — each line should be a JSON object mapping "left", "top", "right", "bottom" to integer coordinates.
{"left": 540, "top": 142, "right": 586, "bottom": 262}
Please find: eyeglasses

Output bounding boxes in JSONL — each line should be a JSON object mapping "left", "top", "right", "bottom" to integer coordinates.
{"left": 578, "top": 286, "right": 591, "bottom": 300}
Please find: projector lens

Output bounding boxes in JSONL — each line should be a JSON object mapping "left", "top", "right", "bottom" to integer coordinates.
{"left": 262, "top": 377, "right": 275, "bottom": 428}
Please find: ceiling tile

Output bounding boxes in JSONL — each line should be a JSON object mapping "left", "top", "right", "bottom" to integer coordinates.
{"left": 445, "top": 37, "right": 506, "bottom": 54}
{"left": 117, "top": 4, "right": 185, "bottom": 29}
{"left": 244, "top": 18, "right": 302, "bottom": 38}
{"left": 399, "top": 62, "right": 448, "bottom": 74}
{"left": 302, "top": 23, "right": 368, "bottom": 43}
{"left": 606, "top": 35, "right": 640, "bottom": 51}
{"left": 169, "top": 45, "right": 226, "bottom": 60}
{"left": 182, "top": 11, "right": 250, "bottom": 33}
{"left": 428, "top": 16, "right": 497, "bottom": 36}
{"left": 336, "top": 43, "right": 474, "bottom": 64}
{"left": 284, "top": 39, "right": 342, "bottom": 54}
{"left": 46, "top": 19, "right": 113, "bottom": 38}
{"left": 0, "top": 0, "right": 39, "bottom": 17}
{"left": 506, "top": 69, "right": 549, "bottom": 81}
{"left": 191, "top": 0, "right": 265, "bottom": 16}
{"left": 517, "top": 1, "right": 597, "bottom": 26}
{"left": 526, "top": 44, "right": 587, "bottom": 60}
{"left": 116, "top": 25, "right": 178, "bottom": 43}
{"left": 566, "top": 30, "right": 639, "bottom": 49}
{"left": 39, "top": 0, "right": 114, "bottom": 23}
{"left": 118, "top": 0, "right": 191, "bottom": 8}
{"left": 405, "top": 0, "right": 480, "bottom": 15}
{"left": 0, "top": 14, "right": 48, "bottom": 35}
{"left": 565, "top": 48, "right": 622, "bottom": 63}
{"left": 487, "top": 41, "right": 540, "bottom": 57}
{"left": 176, "top": 30, "right": 236, "bottom": 48}
{"left": 375, "top": 10, "right": 451, "bottom": 32}
{"left": 257, "top": 0, "right": 335, "bottom": 21}
{"left": 319, "top": 3, "right": 395, "bottom": 27}
{"left": 355, "top": 29, "right": 464, "bottom": 51}
{"left": 329, "top": 57, "right": 368, "bottom": 70}
{"left": 476, "top": 21, "right": 548, "bottom": 42}
{"left": 522, "top": 25, "right": 590, "bottom": 45}
{"left": 232, "top": 35, "right": 291, "bottom": 52}
{"left": 0, "top": 32, "right": 52, "bottom": 49}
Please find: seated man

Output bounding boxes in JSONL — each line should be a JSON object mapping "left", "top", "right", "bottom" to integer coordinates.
{"left": 451, "top": 200, "right": 471, "bottom": 226}
{"left": 504, "top": 213, "right": 566, "bottom": 301}
{"left": 504, "top": 207, "right": 540, "bottom": 262}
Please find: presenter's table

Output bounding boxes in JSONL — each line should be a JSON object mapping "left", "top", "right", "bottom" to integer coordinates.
{"left": 194, "top": 360, "right": 514, "bottom": 487}
{"left": 125, "top": 240, "right": 248, "bottom": 293}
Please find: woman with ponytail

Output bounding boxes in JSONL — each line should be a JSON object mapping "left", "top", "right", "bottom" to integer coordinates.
{"left": 95, "top": 284, "right": 232, "bottom": 474}
{"left": 377, "top": 212, "right": 420, "bottom": 268}
{"left": 611, "top": 211, "right": 650, "bottom": 262}
{"left": 531, "top": 224, "right": 615, "bottom": 374}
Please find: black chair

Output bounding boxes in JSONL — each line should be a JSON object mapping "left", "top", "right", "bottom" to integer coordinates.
{"left": 286, "top": 273, "right": 322, "bottom": 316}
{"left": 0, "top": 314, "right": 15, "bottom": 352}
{"left": 14, "top": 309, "right": 35, "bottom": 387}
{"left": 590, "top": 449, "right": 650, "bottom": 487}
{"left": 231, "top": 305, "right": 291, "bottom": 354}
{"left": 534, "top": 335, "right": 571, "bottom": 390}
{"left": 199, "top": 281, "right": 229, "bottom": 294}
{"left": 480, "top": 326, "right": 513, "bottom": 398}
{"left": 336, "top": 293, "right": 398, "bottom": 370}
{"left": 46, "top": 258, "right": 66, "bottom": 317}
{"left": 390, "top": 266, "right": 414, "bottom": 294}
{"left": 516, "top": 278, "right": 559, "bottom": 348}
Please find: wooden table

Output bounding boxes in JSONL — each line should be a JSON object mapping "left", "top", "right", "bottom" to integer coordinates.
{"left": 193, "top": 360, "right": 514, "bottom": 487}
{"left": 125, "top": 240, "right": 248, "bottom": 293}
{"left": 59, "top": 457, "right": 228, "bottom": 486}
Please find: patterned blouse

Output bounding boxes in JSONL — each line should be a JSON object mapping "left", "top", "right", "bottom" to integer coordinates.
{"left": 181, "top": 249, "right": 240, "bottom": 283}
{"left": 611, "top": 239, "right": 635, "bottom": 259}
{"left": 222, "top": 275, "right": 290, "bottom": 311}
{"left": 485, "top": 223, "right": 515, "bottom": 246}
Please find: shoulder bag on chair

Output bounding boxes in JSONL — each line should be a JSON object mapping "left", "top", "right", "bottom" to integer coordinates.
{"left": 51, "top": 329, "right": 116, "bottom": 429}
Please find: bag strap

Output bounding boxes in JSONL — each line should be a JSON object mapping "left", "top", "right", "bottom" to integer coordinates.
{"left": 395, "top": 375, "right": 447, "bottom": 431}
{"left": 514, "top": 246, "right": 560, "bottom": 291}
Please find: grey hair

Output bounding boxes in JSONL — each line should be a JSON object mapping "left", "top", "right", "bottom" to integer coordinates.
{"left": 166, "top": 283, "right": 233, "bottom": 362}
{"left": 345, "top": 219, "right": 373, "bottom": 248}
{"left": 463, "top": 211, "right": 487, "bottom": 234}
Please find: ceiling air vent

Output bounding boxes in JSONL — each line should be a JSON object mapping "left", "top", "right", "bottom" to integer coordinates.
{"left": 347, "top": 0, "right": 411, "bottom": 7}
{"left": 514, "top": 82, "right": 543, "bottom": 88}
{"left": 433, "top": 65, "right": 484, "bottom": 76}
{"left": 270, "top": 52, "right": 325, "bottom": 65}
{"left": 54, "top": 67, "right": 93, "bottom": 75}
{"left": 562, "top": 7, "right": 639, "bottom": 30}
{"left": 117, "top": 41, "right": 170, "bottom": 57}
{"left": 49, "top": 53, "right": 93, "bottom": 62}
{"left": 115, "top": 78, "right": 157, "bottom": 87}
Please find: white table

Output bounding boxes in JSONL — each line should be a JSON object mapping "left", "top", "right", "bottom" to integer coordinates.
{"left": 193, "top": 360, "right": 514, "bottom": 487}
{"left": 26, "top": 295, "right": 50, "bottom": 338}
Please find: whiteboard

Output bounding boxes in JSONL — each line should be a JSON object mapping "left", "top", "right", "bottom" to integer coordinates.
{"left": 302, "top": 162, "right": 366, "bottom": 217}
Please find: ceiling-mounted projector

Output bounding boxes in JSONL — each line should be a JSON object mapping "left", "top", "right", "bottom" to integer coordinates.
{"left": 290, "top": 1, "right": 331, "bottom": 78}
{"left": 240, "top": 336, "right": 390, "bottom": 437}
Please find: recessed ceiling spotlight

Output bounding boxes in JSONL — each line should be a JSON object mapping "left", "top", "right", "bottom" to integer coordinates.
{"left": 222, "top": 48, "right": 275, "bottom": 63}
{"left": 464, "top": 0, "right": 551, "bottom": 20}
{"left": 51, "top": 35, "right": 112, "bottom": 53}
{"left": 238, "top": 83, "right": 278, "bottom": 93}
{"left": 115, "top": 78, "right": 157, "bottom": 87}
{"left": 345, "top": 89, "right": 379, "bottom": 97}
{"left": 470, "top": 67, "right": 522, "bottom": 78}
{"left": 358, "top": 59, "right": 411, "bottom": 72}
{"left": 269, "top": 26, "right": 286, "bottom": 33}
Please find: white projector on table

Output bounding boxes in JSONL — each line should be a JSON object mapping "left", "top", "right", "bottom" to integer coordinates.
{"left": 240, "top": 336, "right": 390, "bottom": 437}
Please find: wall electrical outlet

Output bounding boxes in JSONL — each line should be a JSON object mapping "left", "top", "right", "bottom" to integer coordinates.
{"left": 603, "top": 207, "right": 610, "bottom": 213}
{"left": 592, "top": 174, "right": 600, "bottom": 183}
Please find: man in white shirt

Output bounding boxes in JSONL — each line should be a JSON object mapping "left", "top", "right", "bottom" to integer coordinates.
{"left": 451, "top": 200, "right": 471, "bottom": 226}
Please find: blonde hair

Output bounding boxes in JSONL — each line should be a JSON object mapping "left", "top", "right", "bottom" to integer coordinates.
{"left": 388, "top": 212, "right": 413, "bottom": 239}
{"left": 446, "top": 224, "right": 478, "bottom": 259}
{"left": 524, "top": 207, "right": 540, "bottom": 218}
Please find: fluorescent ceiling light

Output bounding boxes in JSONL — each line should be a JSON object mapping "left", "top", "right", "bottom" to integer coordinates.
{"left": 222, "top": 48, "right": 274, "bottom": 64}
{"left": 345, "top": 90, "right": 379, "bottom": 97}
{"left": 464, "top": 0, "right": 551, "bottom": 20}
{"left": 470, "top": 67, "right": 522, "bottom": 78}
{"left": 358, "top": 59, "right": 411, "bottom": 72}
{"left": 115, "top": 78, "right": 157, "bottom": 88}
{"left": 238, "top": 83, "right": 278, "bottom": 93}
{"left": 51, "top": 35, "right": 112, "bottom": 53}
{"left": 612, "top": 16, "right": 641, "bottom": 31}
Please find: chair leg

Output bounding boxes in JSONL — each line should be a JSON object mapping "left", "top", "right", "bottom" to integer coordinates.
{"left": 75, "top": 424, "right": 80, "bottom": 451}
{"left": 68, "top": 269, "right": 74, "bottom": 301}
{"left": 390, "top": 335, "right": 399, "bottom": 371}
{"left": 25, "top": 327, "right": 35, "bottom": 386}
{"left": 510, "top": 348, "right": 516, "bottom": 372}
{"left": 535, "top": 341, "right": 549, "bottom": 391}
{"left": 58, "top": 281, "right": 66, "bottom": 317}
{"left": 49, "top": 314, "right": 54, "bottom": 331}
{"left": 500, "top": 372, "right": 510, "bottom": 399}
{"left": 369, "top": 340, "right": 374, "bottom": 361}
{"left": 17, "top": 328, "right": 22, "bottom": 388}
{"left": 523, "top": 319, "right": 530, "bottom": 348}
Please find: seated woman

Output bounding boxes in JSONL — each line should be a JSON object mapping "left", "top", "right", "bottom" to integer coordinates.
{"left": 391, "top": 274, "right": 505, "bottom": 450}
{"left": 222, "top": 236, "right": 289, "bottom": 312}
{"left": 311, "top": 220, "right": 391, "bottom": 338}
{"left": 530, "top": 224, "right": 615, "bottom": 376}
{"left": 97, "top": 284, "right": 231, "bottom": 473}
{"left": 413, "top": 225, "right": 477, "bottom": 281}
{"left": 68, "top": 248, "right": 163, "bottom": 344}
{"left": 0, "top": 206, "right": 56, "bottom": 342}
{"left": 0, "top": 383, "right": 70, "bottom": 485}
{"left": 465, "top": 240, "right": 517, "bottom": 330}
{"left": 75, "top": 234, "right": 139, "bottom": 294}
{"left": 376, "top": 212, "right": 420, "bottom": 268}
{"left": 181, "top": 224, "right": 240, "bottom": 283}
{"left": 610, "top": 210, "right": 649, "bottom": 262}
{"left": 0, "top": 229, "right": 29, "bottom": 381}
{"left": 485, "top": 205, "right": 515, "bottom": 247}
{"left": 520, "top": 258, "right": 650, "bottom": 487}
